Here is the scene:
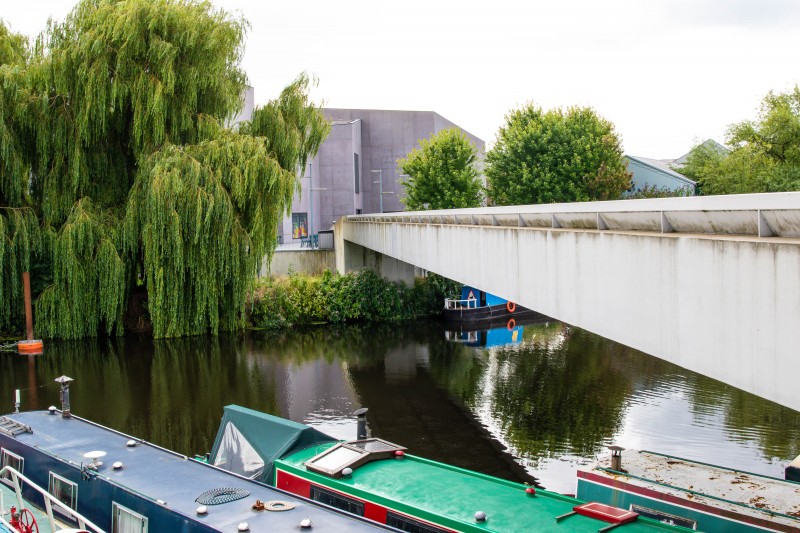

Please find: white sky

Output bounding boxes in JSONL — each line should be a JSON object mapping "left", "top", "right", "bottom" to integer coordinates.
{"left": 3, "top": 0, "right": 799, "bottom": 157}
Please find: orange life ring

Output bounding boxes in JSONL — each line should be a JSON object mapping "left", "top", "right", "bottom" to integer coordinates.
{"left": 506, "top": 301, "right": 516, "bottom": 313}
{"left": 507, "top": 319, "right": 516, "bottom": 331}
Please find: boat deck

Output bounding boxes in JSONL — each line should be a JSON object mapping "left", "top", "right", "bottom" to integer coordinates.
{"left": 276, "top": 443, "right": 694, "bottom": 533}
{"left": 0, "top": 482, "right": 69, "bottom": 532}
{"left": 582, "top": 450, "right": 800, "bottom": 529}
{"left": 2, "top": 411, "right": 388, "bottom": 532}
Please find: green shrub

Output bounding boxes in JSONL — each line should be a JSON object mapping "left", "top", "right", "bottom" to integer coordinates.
{"left": 250, "top": 270, "right": 460, "bottom": 330}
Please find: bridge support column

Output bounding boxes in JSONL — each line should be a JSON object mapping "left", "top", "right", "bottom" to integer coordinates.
{"left": 334, "top": 219, "right": 416, "bottom": 284}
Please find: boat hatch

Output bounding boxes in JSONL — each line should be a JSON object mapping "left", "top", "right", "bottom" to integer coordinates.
{"left": 305, "top": 438, "right": 406, "bottom": 478}
{"left": 556, "top": 503, "right": 639, "bottom": 527}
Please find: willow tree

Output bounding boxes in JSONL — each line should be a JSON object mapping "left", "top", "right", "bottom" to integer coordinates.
{"left": 0, "top": 0, "right": 329, "bottom": 338}
{"left": 0, "top": 22, "right": 41, "bottom": 333}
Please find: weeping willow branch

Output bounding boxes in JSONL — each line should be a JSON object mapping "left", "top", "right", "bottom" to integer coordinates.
{"left": 26, "top": 0, "right": 248, "bottom": 227}
{"left": 0, "top": 207, "right": 42, "bottom": 332}
{"left": 35, "top": 198, "right": 126, "bottom": 338}
{"left": 1, "top": 1, "right": 330, "bottom": 339}
{"left": 125, "top": 79, "right": 329, "bottom": 338}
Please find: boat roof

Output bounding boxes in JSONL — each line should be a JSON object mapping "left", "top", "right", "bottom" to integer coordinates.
{"left": 276, "top": 443, "right": 694, "bottom": 533}
{"left": 2, "top": 411, "right": 388, "bottom": 532}
{"left": 581, "top": 450, "right": 800, "bottom": 530}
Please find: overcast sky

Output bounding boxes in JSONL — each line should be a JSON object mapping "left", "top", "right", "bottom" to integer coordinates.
{"left": 2, "top": 0, "right": 799, "bottom": 157}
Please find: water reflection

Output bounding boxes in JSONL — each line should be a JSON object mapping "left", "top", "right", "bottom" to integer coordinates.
{"left": 0, "top": 321, "right": 798, "bottom": 494}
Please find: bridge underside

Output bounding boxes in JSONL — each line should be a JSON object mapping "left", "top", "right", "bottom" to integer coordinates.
{"left": 335, "top": 218, "right": 800, "bottom": 412}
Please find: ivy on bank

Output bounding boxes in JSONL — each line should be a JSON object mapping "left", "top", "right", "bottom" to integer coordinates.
{"left": 250, "top": 270, "right": 460, "bottom": 330}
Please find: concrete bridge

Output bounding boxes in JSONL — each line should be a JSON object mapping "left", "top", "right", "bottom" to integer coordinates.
{"left": 334, "top": 193, "right": 800, "bottom": 412}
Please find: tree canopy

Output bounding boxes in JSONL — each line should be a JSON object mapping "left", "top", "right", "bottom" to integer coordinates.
{"left": 485, "top": 104, "right": 630, "bottom": 205}
{"left": 0, "top": 0, "right": 329, "bottom": 338}
{"left": 681, "top": 87, "right": 800, "bottom": 195}
{"left": 398, "top": 128, "right": 483, "bottom": 210}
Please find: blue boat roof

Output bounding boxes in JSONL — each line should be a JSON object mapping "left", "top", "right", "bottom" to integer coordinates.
{"left": 3, "top": 411, "right": 388, "bottom": 532}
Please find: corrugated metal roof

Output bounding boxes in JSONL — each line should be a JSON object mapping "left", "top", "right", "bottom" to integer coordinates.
{"left": 626, "top": 155, "right": 696, "bottom": 185}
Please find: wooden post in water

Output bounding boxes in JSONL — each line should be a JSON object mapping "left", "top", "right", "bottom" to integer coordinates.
{"left": 17, "top": 272, "right": 43, "bottom": 354}
{"left": 22, "top": 272, "right": 33, "bottom": 341}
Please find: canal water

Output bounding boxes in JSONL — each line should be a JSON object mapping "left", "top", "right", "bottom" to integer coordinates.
{"left": 1, "top": 319, "right": 798, "bottom": 494}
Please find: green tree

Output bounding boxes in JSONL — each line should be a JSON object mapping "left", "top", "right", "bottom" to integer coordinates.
{"left": 398, "top": 128, "right": 482, "bottom": 210}
{"left": 682, "top": 87, "right": 800, "bottom": 195}
{"left": 0, "top": 23, "right": 41, "bottom": 334}
{"left": 486, "top": 104, "right": 630, "bottom": 205}
{"left": 0, "top": 1, "right": 329, "bottom": 339}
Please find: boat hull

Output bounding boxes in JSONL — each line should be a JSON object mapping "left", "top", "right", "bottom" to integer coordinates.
{"left": 442, "top": 303, "right": 542, "bottom": 325}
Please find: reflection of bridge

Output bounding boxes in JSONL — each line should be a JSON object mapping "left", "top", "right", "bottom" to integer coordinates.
{"left": 334, "top": 193, "right": 800, "bottom": 412}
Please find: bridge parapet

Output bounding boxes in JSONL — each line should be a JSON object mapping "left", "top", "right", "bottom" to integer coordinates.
{"left": 346, "top": 192, "right": 800, "bottom": 239}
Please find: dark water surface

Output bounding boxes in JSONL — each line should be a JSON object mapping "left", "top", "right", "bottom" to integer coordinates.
{"left": 1, "top": 320, "right": 798, "bottom": 493}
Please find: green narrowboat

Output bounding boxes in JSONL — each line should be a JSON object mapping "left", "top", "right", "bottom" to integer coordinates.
{"left": 210, "top": 406, "right": 698, "bottom": 533}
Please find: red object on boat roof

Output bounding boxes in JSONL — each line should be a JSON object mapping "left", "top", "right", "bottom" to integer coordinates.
{"left": 574, "top": 502, "right": 638, "bottom": 524}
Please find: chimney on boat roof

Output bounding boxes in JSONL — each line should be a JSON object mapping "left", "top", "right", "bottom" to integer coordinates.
{"left": 608, "top": 445, "right": 625, "bottom": 472}
{"left": 353, "top": 407, "right": 369, "bottom": 440}
{"left": 54, "top": 375, "right": 74, "bottom": 419}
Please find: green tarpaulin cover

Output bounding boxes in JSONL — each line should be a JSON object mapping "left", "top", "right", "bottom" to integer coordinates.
{"left": 210, "top": 405, "right": 336, "bottom": 484}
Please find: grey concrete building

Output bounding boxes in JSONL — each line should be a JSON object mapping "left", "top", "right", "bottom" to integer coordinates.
{"left": 278, "top": 109, "right": 484, "bottom": 244}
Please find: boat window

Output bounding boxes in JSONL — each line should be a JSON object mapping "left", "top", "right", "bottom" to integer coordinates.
{"left": 310, "top": 485, "right": 364, "bottom": 516}
{"left": 212, "top": 422, "right": 265, "bottom": 479}
{"left": 0, "top": 448, "right": 23, "bottom": 485}
{"left": 630, "top": 505, "right": 697, "bottom": 530}
{"left": 387, "top": 511, "right": 449, "bottom": 533}
{"left": 112, "top": 502, "right": 148, "bottom": 533}
{"left": 48, "top": 472, "right": 78, "bottom": 511}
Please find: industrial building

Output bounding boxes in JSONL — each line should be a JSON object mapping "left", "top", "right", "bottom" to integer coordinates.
{"left": 278, "top": 108, "right": 485, "bottom": 245}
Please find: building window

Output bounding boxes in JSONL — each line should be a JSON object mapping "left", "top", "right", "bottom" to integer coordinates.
{"left": 292, "top": 213, "right": 308, "bottom": 239}
{"left": 309, "top": 485, "right": 364, "bottom": 516}
{"left": 0, "top": 449, "right": 23, "bottom": 485}
{"left": 48, "top": 472, "right": 78, "bottom": 511}
{"left": 356, "top": 209, "right": 362, "bottom": 215}
{"left": 112, "top": 502, "right": 148, "bottom": 533}
{"left": 354, "top": 153, "right": 360, "bottom": 194}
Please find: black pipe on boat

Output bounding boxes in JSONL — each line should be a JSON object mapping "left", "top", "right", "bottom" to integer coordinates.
{"left": 353, "top": 407, "right": 369, "bottom": 440}
{"left": 55, "top": 375, "right": 74, "bottom": 418}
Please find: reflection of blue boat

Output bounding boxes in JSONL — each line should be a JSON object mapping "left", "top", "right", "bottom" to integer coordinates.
{"left": 443, "top": 286, "right": 542, "bottom": 324}
{"left": 444, "top": 323, "right": 525, "bottom": 348}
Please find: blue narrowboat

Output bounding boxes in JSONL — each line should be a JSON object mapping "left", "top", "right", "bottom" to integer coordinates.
{"left": 0, "top": 386, "right": 392, "bottom": 532}
{"left": 443, "top": 286, "right": 544, "bottom": 326}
